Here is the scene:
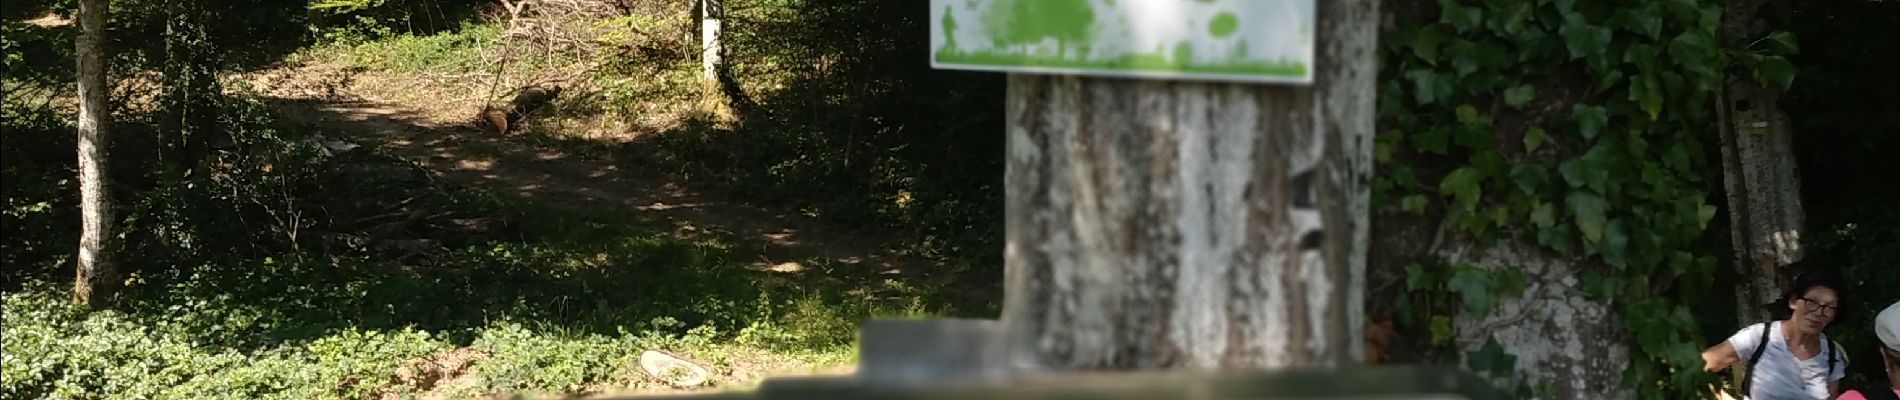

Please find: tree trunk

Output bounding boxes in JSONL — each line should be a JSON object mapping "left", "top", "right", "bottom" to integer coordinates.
{"left": 700, "top": 0, "right": 722, "bottom": 82}
{"left": 1717, "top": 0, "right": 1804, "bottom": 327}
{"left": 73, "top": 0, "right": 117, "bottom": 309}
{"left": 1436, "top": 242, "right": 1631, "bottom": 398}
{"left": 1360, "top": 3, "right": 1637, "bottom": 395}
{"left": 999, "top": 0, "right": 1377, "bottom": 369}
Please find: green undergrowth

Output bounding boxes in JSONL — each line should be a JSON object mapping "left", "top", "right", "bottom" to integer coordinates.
{"left": 312, "top": 23, "right": 506, "bottom": 75}
{"left": 1, "top": 186, "right": 915, "bottom": 398}
{"left": 2, "top": 289, "right": 855, "bottom": 399}
{"left": 1, "top": 139, "right": 935, "bottom": 399}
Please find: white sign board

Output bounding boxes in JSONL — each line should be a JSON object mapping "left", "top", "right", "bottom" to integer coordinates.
{"left": 929, "top": 0, "right": 1316, "bottom": 84}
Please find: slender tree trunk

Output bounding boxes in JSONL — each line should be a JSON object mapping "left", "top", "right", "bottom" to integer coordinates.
{"left": 73, "top": 0, "right": 117, "bottom": 309}
{"left": 999, "top": 0, "right": 1377, "bottom": 369}
{"left": 1717, "top": 0, "right": 1803, "bottom": 326}
{"left": 159, "top": 3, "right": 221, "bottom": 182}
{"left": 700, "top": 0, "right": 723, "bottom": 82}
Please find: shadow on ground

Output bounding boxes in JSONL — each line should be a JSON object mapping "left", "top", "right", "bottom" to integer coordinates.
{"left": 178, "top": 94, "right": 994, "bottom": 353}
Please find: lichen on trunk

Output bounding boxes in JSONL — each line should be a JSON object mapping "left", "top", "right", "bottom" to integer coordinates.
{"left": 1437, "top": 241, "right": 1631, "bottom": 398}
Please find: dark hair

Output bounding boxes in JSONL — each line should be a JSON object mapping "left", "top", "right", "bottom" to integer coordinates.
{"left": 1753, "top": 265, "right": 1845, "bottom": 320}
{"left": 1784, "top": 268, "right": 1846, "bottom": 303}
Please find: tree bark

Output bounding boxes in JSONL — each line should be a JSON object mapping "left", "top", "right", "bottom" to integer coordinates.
{"left": 73, "top": 0, "right": 117, "bottom": 309}
{"left": 1436, "top": 242, "right": 1631, "bottom": 398}
{"left": 700, "top": 0, "right": 723, "bottom": 82}
{"left": 1717, "top": 0, "right": 1803, "bottom": 326}
{"left": 1000, "top": 0, "right": 1377, "bottom": 369}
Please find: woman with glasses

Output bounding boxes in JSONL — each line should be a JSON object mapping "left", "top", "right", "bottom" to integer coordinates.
{"left": 1701, "top": 270, "right": 1848, "bottom": 399}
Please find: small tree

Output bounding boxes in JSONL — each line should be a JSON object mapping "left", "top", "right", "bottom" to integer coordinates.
{"left": 72, "top": 0, "right": 117, "bottom": 308}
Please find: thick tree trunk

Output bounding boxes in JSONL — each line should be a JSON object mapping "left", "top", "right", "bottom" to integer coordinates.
{"left": 999, "top": 0, "right": 1377, "bottom": 369}
{"left": 1717, "top": 0, "right": 1803, "bottom": 326}
{"left": 1437, "top": 242, "right": 1631, "bottom": 398}
{"left": 1358, "top": 3, "right": 1635, "bottom": 396}
{"left": 73, "top": 0, "right": 117, "bottom": 309}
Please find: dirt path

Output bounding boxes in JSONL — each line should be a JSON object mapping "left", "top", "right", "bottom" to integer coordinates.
{"left": 238, "top": 63, "right": 941, "bottom": 281}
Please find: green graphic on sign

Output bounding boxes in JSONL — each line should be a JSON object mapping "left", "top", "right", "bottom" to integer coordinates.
{"left": 930, "top": 0, "right": 1315, "bottom": 84}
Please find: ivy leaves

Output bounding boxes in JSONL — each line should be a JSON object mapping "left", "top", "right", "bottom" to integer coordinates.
{"left": 1571, "top": 104, "right": 1608, "bottom": 139}
{"left": 1440, "top": 167, "right": 1485, "bottom": 212}
{"left": 1566, "top": 192, "right": 1608, "bottom": 244}
{"left": 1378, "top": 0, "right": 1729, "bottom": 267}
{"left": 1468, "top": 337, "right": 1518, "bottom": 377}
{"left": 1764, "top": 31, "right": 1800, "bottom": 55}
{"left": 1503, "top": 84, "right": 1536, "bottom": 109}
{"left": 1739, "top": 31, "right": 1801, "bottom": 90}
{"left": 1375, "top": 0, "right": 1757, "bottom": 395}
{"left": 1560, "top": 14, "right": 1612, "bottom": 61}
{"left": 1752, "top": 56, "right": 1797, "bottom": 90}
{"left": 1406, "top": 262, "right": 1528, "bottom": 317}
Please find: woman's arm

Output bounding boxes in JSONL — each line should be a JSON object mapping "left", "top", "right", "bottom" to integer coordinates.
{"left": 1703, "top": 341, "right": 1741, "bottom": 372}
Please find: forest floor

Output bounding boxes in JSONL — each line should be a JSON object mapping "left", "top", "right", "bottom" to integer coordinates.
{"left": 199, "top": 58, "right": 974, "bottom": 398}
{"left": 240, "top": 59, "right": 941, "bottom": 301}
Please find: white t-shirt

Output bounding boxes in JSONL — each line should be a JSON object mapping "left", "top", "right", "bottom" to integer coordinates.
{"left": 1729, "top": 321, "right": 1846, "bottom": 400}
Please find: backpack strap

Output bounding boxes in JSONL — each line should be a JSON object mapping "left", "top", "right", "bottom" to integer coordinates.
{"left": 1742, "top": 321, "right": 1775, "bottom": 397}
{"left": 1827, "top": 338, "right": 1839, "bottom": 378}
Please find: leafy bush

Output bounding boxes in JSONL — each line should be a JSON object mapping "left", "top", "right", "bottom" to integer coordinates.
{"left": 471, "top": 322, "right": 640, "bottom": 394}
{"left": 329, "top": 23, "right": 502, "bottom": 74}
{"left": 2, "top": 283, "right": 863, "bottom": 398}
{"left": 2, "top": 291, "right": 251, "bottom": 399}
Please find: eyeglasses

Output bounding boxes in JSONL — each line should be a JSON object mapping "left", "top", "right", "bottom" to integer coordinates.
{"left": 1801, "top": 297, "right": 1839, "bottom": 315}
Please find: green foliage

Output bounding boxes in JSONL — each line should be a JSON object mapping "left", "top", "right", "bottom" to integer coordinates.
{"left": 1466, "top": 337, "right": 1517, "bottom": 377}
{"left": 304, "top": 0, "right": 488, "bottom": 47}
{"left": 1401, "top": 262, "right": 1520, "bottom": 329}
{"left": 1, "top": 154, "right": 904, "bottom": 397}
{"left": 1733, "top": 29, "right": 1802, "bottom": 91}
{"left": 1, "top": 288, "right": 858, "bottom": 398}
{"left": 1375, "top": 0, "right": 1766, "bottom": 396}
{"left": 0, "top": 103, "right": 77, "bottom": 289}
{"left": 2, "top": 292, "right": 446, "bottom": 399}
{"left": 1, "top": 20, "right": 76, "bottom": 88}
{"left": 2, "top": 0, "right": 981, "bottom": 396}
{"left": 324, "top": 23, "right": 503, "bottom": 74}
{"left": 472, "top": 323, "right": 638, "bottom": 394}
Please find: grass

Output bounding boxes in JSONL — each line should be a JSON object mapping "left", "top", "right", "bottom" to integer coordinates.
{"left": 307, "top": 23, "right": 506, "bottom": 76}
{"left": 0, "top": 143, "right": 946, "bottom": 399}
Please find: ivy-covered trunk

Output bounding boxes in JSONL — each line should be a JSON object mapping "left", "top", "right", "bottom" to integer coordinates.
{"left": 1372, "top": 0, "right": 1731, "bottom": 398}
{"left": 1000, "top": 0, "right": 1378, "bottom": 369}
